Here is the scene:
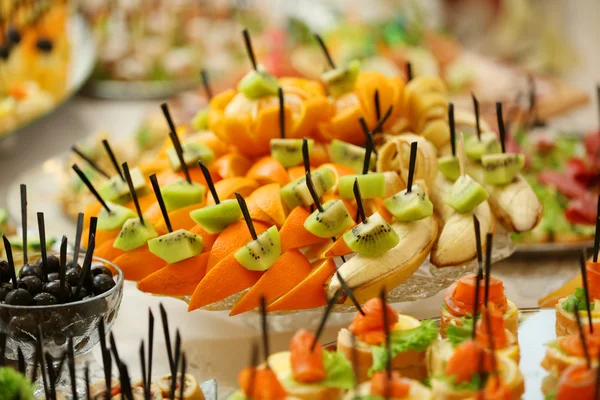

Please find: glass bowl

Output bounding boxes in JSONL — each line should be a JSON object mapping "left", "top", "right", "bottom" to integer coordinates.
{"left": 0, "top": 253, "right": 124, "bottom": 363}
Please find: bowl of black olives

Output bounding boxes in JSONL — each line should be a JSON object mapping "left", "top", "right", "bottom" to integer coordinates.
{"left": 0, "top": 249, "right": 124, "bottom": 364}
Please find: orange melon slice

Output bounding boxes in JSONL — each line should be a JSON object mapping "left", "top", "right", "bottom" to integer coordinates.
{"left": 229, "top": 249, "right": 312, "bottom": 315}
{"left": 207, "top": 177, "right": 258, "bottom": 205}
{"left": 267, "top": 258, "right": 336, "bottom": 312}
{"left": 154, "top": 203, "right": 204, "bottom": 234}
{"left": 112, "top": 245, "right": 166, "bottom": 282}
{"left": 279, "top": 206, "right": 329, "bottom": 253}
{"left": 248, "top": 183, "right": 286, "bottom": 227}
{"left": 137, "top": 252, "right": 210, "bottom": 296}
{"left": 212, "top": 153, "right": 252, "bottom": 179}
{"left": 83, "top": 202, "right": 102, "bottom": 228}
{"left": 207, "top": 220, "right": 269, "bottom": 272}
{"left": 94, "top": 240, "right": 125, "bottom": 262}
{"left": 247, "top": 157, "right": 290, "bottom": 186}
{"left": 188, "top": 253, "right": 263, "bottom": 311}
{"left": 83, "top": 228, "right": 119, "bottom": 249}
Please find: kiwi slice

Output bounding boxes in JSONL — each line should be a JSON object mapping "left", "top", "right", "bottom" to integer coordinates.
{"left": 465, "top": 132, "right": 502, "bottom": 161}
{"left": 97, "top": 202, "right": 137, "bottom": 232}
{"left": 6, "top": 234, "right": 56, "bottom": 250}
{"left": 234, "top": 225, "right": 281, "bottom": 271}
{"left": 167, "top": 142, "right": 214, "bottom": 172}
{"left": 342, "top": 212, "right": 399, "bottom": 257}
{"left": 280, "top": 167, "right": 336, "bottom": 210}
{"left": 270, "top": 138, "right": 314, "bottom": 168}
{"left": 327, "top": 139, "right": 375, "bottom": 173}
{"left": 321, "top": 59, "right": 360, "bottom": 98}
{"left": 437, "top": 155, "right": 460, "bottom": 182}
{"left": 99, "top": 167, "right": 148, "bottom": 204}
{"left": 191, "top": 108, "right": 209, "bottom": 131}
{"left": 482, "top": 153, "right": 524, "bottom": 185}
{"left": 304, "top": 199, "right": 355, "bottom": 238}
{"left": 161, "top": 179, "right": 206, "bottom": 211}
{"left": 338, "top": 173, "right": 385, "bottom": 200}
{"left": 237, "top": 67, "right": 279, "bottom": 99}
{"left": 384, "top": 185, "right": 434, "bottom": 222}
{"left": 0, "top": 209, "right": 8, "bottom": 224}
{"left": 148, "top": 229, "right": 204, "bottom": 264}
{"left": 189, "top": 199, "right": 242, "bottom": 234}
{"left": 113, "top": 218, "right": 158, "bottom": 251}
{"left": 443, "top": 175, "right": 489, "bottom": 213}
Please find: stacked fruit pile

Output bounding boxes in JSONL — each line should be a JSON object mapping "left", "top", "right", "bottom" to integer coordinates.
{"left": 69, "top": 31, "right": 541, "bottom": 314}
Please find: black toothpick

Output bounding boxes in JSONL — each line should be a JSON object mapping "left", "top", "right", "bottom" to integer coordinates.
{"left": 68, "top": 337, "right": 77, "bottom": 400}
{"left": 260, "top": 297, "right": 271, "bottom": 366}
{"left": 161, "top": 103, "right": 178, "bottom": 142}
{"left": 75, "top": 234, "right": 95, "bottom": 296}
{"left": 119, "top": 361, "right": 134, "bottom": 400}
{"left": 575, "top": 303, "right": 592, "bottom": 369}
{"left": 37, "top": 212, "right": 49, "bottom": 281}
{"left": 302, "top": 137, "right": 311, "bottom": 176}
{"left": 305, "top": 172, "right": 324, "bottom": 212}
{"left": 362, "top": 132, "right": 374, "bottom": 176}
{"left": 242, "top": 29, "right": 258, "bottom": 71}
{"left": 581, "top": 252, "right": 594, "bottom": 332}
{"left": 334, "top": 268, "right": 365, "bottom": 315}
{"left": 372, "top": 106, "right": 393, "bottom": 135}
{"left": 102, "top": 139, "right": 124, "bottom": 181}
{"left": 593, "top": 194, "right": 599, "bottom": 263}
{"left": 496, "top": 102, "right": 506, "bottom": 153}
{"left": 84, "top": 363, "right": 91, "bottom": 400}
{"left": 201, "top": 69, "right": 212, "bottom": 100}
{"left": 17, "top": 347, "right": 24, "bottom": 373}
{"left": 247, "top": 342, "right": 259, "bottom": 399}
{"left": 169, "top": 131, "right": 192, "bottom": 184}
{"left": 72, "top": 164, "right": 111, "bottom": 213}
{"left": 314, "top": 33, "right": 335, "bottom": 69}
{"left": 98, "top": 318, "right": 112, "bottom": 400}
{"left": 122, "top": 162, "right": 145, "bottom": 225}
{"left": 179, "top": 353, "right": 187, "bottom": 400}
{"left": 88, "top": 216, "right": 98, "bottom": 247}
{"left": 472, "top": 94, "right": 481, "bottom": 140}
{"left": 71, "top": 146, "right": 110, "bottom": 179}
{"left": 150, "top": 174, "right": 172, "bottom": 233}
{"left": 45, "top": 353, "right": 57, "bottom": 400}
{"left": 20, "top": 184, "right": 27, "bottom": 264}
{"left": 483, "top": 306, "right": 499, "bottom": 381}
{"left": 31, "top": 337, "right": 40, "bottom": 382}
{"left": 148, "top": 309, "right": 154, "bottom": 395}
{"left": 159, "top": 303, "right": 175, "bottom": 375}
{"left": 278, "top": 87, "right": 285, "bottom": 139}
{"left": 474, "top": 215, "right": 483, "bottom": 270}
{"left": 484, "top": 233, "right": 493, "bottom": 306}
{"left": 236, "top": 192, "right": 257, "bottom": 240}
{"left": 140, "top": 341, "right": 148, "bottom": 400}
{"left": 353, "top": 179, "right": 367, "bottom": 224}
{"left": 36, "top": 327, "right": 49, "bottom": 399}
{"left": 406, "top": 141, "right": 418, "bottom": 192}
{"left": 374, "top": 91, "right": 381, "bottom": 133}
{"left": 110, "top": 332, "right": 121, "bottom": 366}
{"left": 59, "top": 236, "right": 67, "bottom": 302}
{"left": 406, "top": 62, "right": 413, "bottom": 82}
{"left": 449, "top": 103, "right": 456, "bottom": 157}
{"left": 3, "top": 236, "right": 17, "bottom": 289}
{"left": 312, "top": 290, "right": 339, "bottom": 351}
{"left": 171, "top": 330, "right": 182, "bottom": 399}
{"left": 73, "top": 212, "right": 84, "bottom": 263}
{"left": 199, "top": 161, "right": 219, "bottom": 204}
{"left": 380, "top": 289, "right": 392, "bottom": 391}
{"left": 472, "top": 217, "right": 483, "bottom": 340}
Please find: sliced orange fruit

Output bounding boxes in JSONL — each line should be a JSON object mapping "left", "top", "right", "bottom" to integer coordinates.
{"left": 94, "top": 240, "right": 125, "bottom": 262}
{"left": 207, "top": 220, "right": 270, "bottom": 272}
{"left": 137, "top": 253, "right": 209, "bottom": 296}
{"left": 279, "top": 206, "right": 329, "bottom": 253}
{"left": 246, "top": 156, "right": 290, "bottom": 186}
{"left": 207, "top": 177, "right": 258, "bottom": 205}
{"left": 154, "top": 203, "right": 203, "bottom": 234}
{"left": 248, "top": 183, "right": 286, "bottom": 227}
{"left": 112, "top": 245, "right": 166, "bottom": 282}
{"left": 212, "top": 153, "right": 252, "bottom": 179}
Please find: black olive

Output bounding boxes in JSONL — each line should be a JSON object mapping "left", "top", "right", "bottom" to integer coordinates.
{"left": 70, "top": 286, "right": 88, "bottom": 302}
{"left": 36, "top": 38, "right": 53, "bottom": 53}
{"left": 4, "top": 288, "right": 33, "bottom": 305}
{"left": 7, "top": 27, "right": 21, "bottom": 44}
{"left": 45, "top": 255, "right": 60, "bottom": 274}
{"left": 41, "top": 312, "right": 64, "bottom": 336}
{"left": 54, "top": 334, "right": 67, "bottom": 346}
{"left": 33, "top": 292, "right": 58, "bottom": 306}
{"left": 0, "top": 260, "right": 11, "bottom": 283}
{"left": 47, "top": 272, "right": 59, "bottom": 282}
{"left": 65, "top": 268, "right": 80, "bottom": 286}
{"left": 0, "top": 283, "right": 12, "bottom": 302}
{"left": 17, "top": 275, "right": 42, "bottom": 295}
{"left": 91, "top": 265, "right": 113, "bottom": 278}
{"left": 8, "top": 314, "right": 37, "bottom": 340}
{"left": 66, "top": 260, "right": 81, "bottom": 271}
{"left": 91, "top": 274, "right": 115, "bottom": 295}
{"left": 42, "top": 281, "right": 71, "bottom": 302}
{"left": 19, "top": 264, "right": 44, "bottom": 281}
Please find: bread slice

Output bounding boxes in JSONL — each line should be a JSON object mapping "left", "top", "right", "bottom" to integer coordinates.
{"left": 541, "top": 342, "right": 599, "bottom": 378}
{"left": 337, "top": 314, "right": 429, "bottom": 383}
{"left": 555, "top": 297, "right": 600, "bottom": 336}
{"left": 440, "top": 300, "right": 519, "bottom": 338}
{"left": 343, "top": 380, "right": 432, "bottom": 399}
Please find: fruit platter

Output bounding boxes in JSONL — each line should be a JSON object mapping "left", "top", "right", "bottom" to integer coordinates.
{"left": 0, "top": 1, "right": 96, "bottom": 139}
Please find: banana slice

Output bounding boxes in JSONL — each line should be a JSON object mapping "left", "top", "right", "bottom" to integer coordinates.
{"left": 326, "top": 215, "right": 438, "bottom": 302}
{"left": 467, "top": 164, "right": 543, "bottom": 233}
{"left": 382, "top": 171, "right": 406, "bottom": 197}
{"left": 158, "top": 374, "right": 205, "bottom": 400}
{"left": 429, "top": 173, "right": 496, "bottom": 268}
{"left": 132, "top": 380, "right": 163, "bottom": 400}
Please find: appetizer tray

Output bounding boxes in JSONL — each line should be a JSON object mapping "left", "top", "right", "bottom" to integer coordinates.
{"left": 1, "top": 14, "right": 96, "bottom": 140}
{"left": 516, "top": 240, "right": 595, "bottom": 255}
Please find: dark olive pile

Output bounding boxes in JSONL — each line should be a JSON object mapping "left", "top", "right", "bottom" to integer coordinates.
{"left": 0, "top": 255, "right": 116, "bottom": 306}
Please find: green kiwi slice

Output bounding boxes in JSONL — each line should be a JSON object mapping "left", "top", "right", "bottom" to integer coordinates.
{"left": 270, "top": 138, "right": 314, "bottom": 169}
{"left": 327, "top": 139, "right": 375, "bottom": 173}
{"left": 6, "top": 234, "right": 56, "bottom": 250}
{"left": 147, "top": 229, "right": 204, "bottom": 264}
{"left": 338, "top": 173, "right": 385, "bottom": 199}
{"left": 321, "top": 59, "right": 361, "bottom": 98}
{"left": 443, "top": 175, "right": 489, "bottom": 213}
{"left": 465, "top": 132, "right": 502, "bottom": 161}
{"left": 384, "top": 185, "right": 434, "bottom": 222}
{"left": 437, "top": 155, "right": 460, "bottom": 182}
{"left": 481, "top": 153, "right": 524, "bottom": 185}
{"left": 342, "top": 212, "right": 399, "bottom": 257}
{"left": 167, "top": 142, "right": 214, "bottom": 172}
{"left": 97, "top": 202, "right": 137, "bottom": 232}
{"left": 280, "top": 167, "right": 336, "bottom": 210}
{"left": 113, "top": 218, "right": 158, "bottom": 251}
{"left": 237, "top": 68, "right": 279, "bottom": 99}
{"left": 234, "top": 226, "right": 281, "bottom": 271}
{"left": 161, "top": 179, "right": 206, "bottom": 211}
{"left": 189, "top": 199, "right": 242, "bottom": 234}
{"left": 304, "top": 199, "right": 355, "bottom": 238}
{"left": 99, "top": 167, "right": 148, "bottom": 204}
{"left": 191, "top": 108, "right": 209, "bottom": 131}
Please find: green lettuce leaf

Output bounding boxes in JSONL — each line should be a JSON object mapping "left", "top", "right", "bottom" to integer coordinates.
{"left": 369, "top": 319, "right": 438, "bottom": 374}
{"left": 445, "top": 316, "right": 475, "bottom": 348}
{"left": 282, "top": 350, "right": 355, "bottom": 390}
{"left": 0, "top": 367, "right": 35, "bottom": 400}
{"left": 437, "top": 372, "right": 483, "bottom": 391}
{"left": 561, "top": 287, "right": 595, "bottom": 313}
{"left": 352, "top": 396, "right": 384, "bottom": 400}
